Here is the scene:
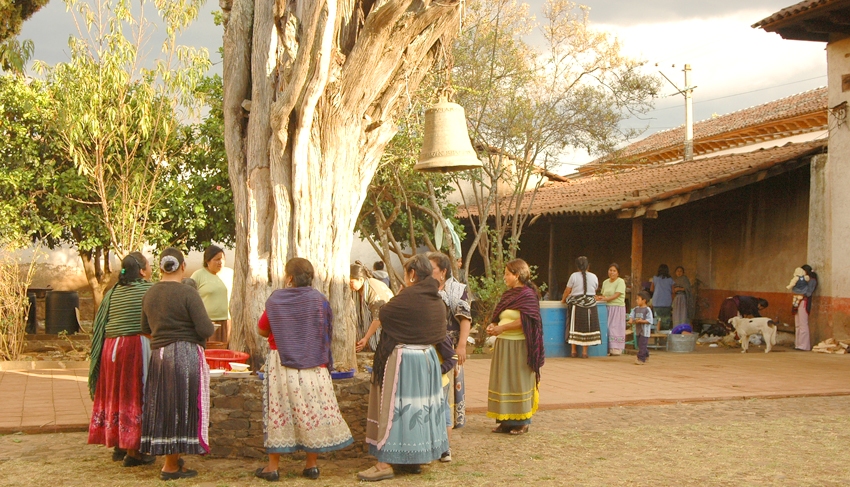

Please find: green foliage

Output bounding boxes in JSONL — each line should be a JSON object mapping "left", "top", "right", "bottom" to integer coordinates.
{"left": 0, "top": 0, "right": 49, "bottom": 42}
{"left": 36, "top": 0, "right": 210, "bottom": 257}
{"left": 158, "top": 75, "right": 234, "bottom": 251}
{"left": 0, "top": 38, "right": 34, "bottom": 75}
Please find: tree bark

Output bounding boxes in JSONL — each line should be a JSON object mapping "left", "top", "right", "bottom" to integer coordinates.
{"left": 223, "top": 1, "right": 462, "bottom": 369}
{"left": 79, "top": 248, "right": 106, "bottom": 312}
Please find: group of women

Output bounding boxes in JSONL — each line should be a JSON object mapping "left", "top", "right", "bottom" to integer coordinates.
{"left": 88, "top": 248, "right": 543, "bottom": 482}
{"left": 88, "top": 248, "right": 216, "bottom": 480}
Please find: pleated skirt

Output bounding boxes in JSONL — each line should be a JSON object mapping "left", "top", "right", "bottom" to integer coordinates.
{"left": 140, "top": 341, "right": 209, "bottom": 456}
{"left": 567, "top": 304, "right": 602, "bottom": 346}
{"left": 487, "top": 338, "right": 538, "bottom": 424}
{"left": 88, "top": 335, "right": 149, "bottom": 450}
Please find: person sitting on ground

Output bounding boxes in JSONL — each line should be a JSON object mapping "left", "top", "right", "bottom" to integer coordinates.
{"left": 717, "top": 295, "right": 768, "bottom": 333}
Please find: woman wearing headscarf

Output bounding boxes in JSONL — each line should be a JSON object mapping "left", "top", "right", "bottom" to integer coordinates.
{"left": 671, "top": 266, "right": 694, "bottom": 327}
{"left": 88, "top": 252, "right": 155, "bottom": 466}
{"left": 487, "top": 259, "right": 543, "bottom": 435}
{"left": 358, "top": 254, "right": 450, "bottom": 482}
{"left": 254, "top": 258, "right": 353, "bottom": 482}
{"left": 562, "top": 256, "right": 601, "bottom": 358}
{"left": 351, "top": 262, "right": 394, "bottom": 353}
{"left": 795, "top": 264, "right": 818, "bottom": 351}
{"left": 429, "top": 252, "right": 472, "bottom": 460}
{"left": 191, "top": 245, "right": 233, "bottom": 345}
{"left": 140, "top": 248, "right": 215, "bottom": 481}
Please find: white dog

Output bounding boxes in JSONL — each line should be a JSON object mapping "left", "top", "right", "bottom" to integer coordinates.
{"left": 728, "top": 316, "right": 777, "bottom": 353}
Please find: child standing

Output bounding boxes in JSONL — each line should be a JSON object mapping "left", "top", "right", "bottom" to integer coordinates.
{"left": 628, "top": 290, "right": 654, "bottom": 365}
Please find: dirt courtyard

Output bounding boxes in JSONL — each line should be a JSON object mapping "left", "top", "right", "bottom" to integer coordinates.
{"left": 1, "top": 395, "right": 849, "bottom": 486}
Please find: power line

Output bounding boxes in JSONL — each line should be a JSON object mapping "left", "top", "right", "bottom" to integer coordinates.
{"left": 647, "top": 75, "right": 827, "bottom": 113}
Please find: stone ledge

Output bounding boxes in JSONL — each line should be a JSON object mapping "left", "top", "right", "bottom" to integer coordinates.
{"left": 208, "top": 373, "right": 371, "bottom": 459}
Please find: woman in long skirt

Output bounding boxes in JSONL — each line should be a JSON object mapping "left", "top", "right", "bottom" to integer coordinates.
{"left": 598, "top": 263, "right": 626, "bottom": 355}
{"left": 88, "top": 252, "right": 154, "bottom": 466}
{"left": 487, "top": 259, "right": 543, "bottom": 435}
{"left": 358, "top": 255, "right": 450, "bottom": 482}
{"left": 254, "top": 258, "right": 353, "bottom": 482}
{"left": 139, "top": 248, "right": 215, "bottom": 481}
{"left": 795, "top": 265, "right": 818, "bottom": 351}
{"left": 672, "top": 266, "right": 694, "bottom": 327}
{"left": 562, "top": 256, "right": 601, "bottom": 358}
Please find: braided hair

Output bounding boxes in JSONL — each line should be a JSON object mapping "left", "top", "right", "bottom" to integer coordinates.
{"left": 118, "top": 252, "right": 147, "bottom": 286}
{"left": 575, "top": 256, "right": 590, "bottom": 296}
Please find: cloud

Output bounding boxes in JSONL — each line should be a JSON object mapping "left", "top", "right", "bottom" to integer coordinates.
{"left": 542, "top": 0, "right": 802, "bottom": 25}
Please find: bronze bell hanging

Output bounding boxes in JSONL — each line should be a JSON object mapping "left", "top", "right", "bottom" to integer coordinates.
{"left": 414, "top": 96, "right": 482, "bottom": 173}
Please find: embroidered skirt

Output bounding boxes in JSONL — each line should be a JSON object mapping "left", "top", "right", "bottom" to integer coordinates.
{"left": 487, "top": 338, "right": 538, "bottom": 424}
{"left": 567, "top": 304, "right": 602, "bottom": 346}
{"left": 140, "top": 341, "right": 209, "bottom": 456}
{"left": 263, "top": 351, "right": 353, "bottom": 453}
{"left": 365, "top": 345, "right": 448, "bottom": 465}
{"left": 88, "top": 335, "right": 149, "bottom": 450}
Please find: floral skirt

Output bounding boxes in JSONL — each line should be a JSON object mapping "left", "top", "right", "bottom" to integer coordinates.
{"left": 365, "top": 345, "right": 448, "bottom": 464}
{"left": 88, "top": 335, "right": 149, "bottom": 450}
{"left": 140, "top": 342, "right": 209, "bottom": 456}
{"left": 263, "top": 352, "right": 353, "bottom": 453}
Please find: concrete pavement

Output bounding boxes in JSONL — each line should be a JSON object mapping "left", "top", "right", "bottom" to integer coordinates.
{"left": 1, "top": 347, "right": 849, "bottom": 434}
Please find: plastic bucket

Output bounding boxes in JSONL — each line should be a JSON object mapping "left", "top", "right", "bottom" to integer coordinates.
{"left": 205, "top": 349, "right": 250, "bottom": 370}
{"left": 667, "top": 333, "right": 696, "bottom": 353}
{"left": 45, "top": 291, "right": 80, "bottom": 334}
{"left": 540, "top": 301, "right": 568, "bottom": 357}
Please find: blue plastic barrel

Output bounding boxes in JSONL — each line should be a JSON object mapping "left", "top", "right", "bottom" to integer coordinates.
{"left": 586, "top": 303, "right": 609, "bottom": 357}
{"left": 540, "top": 301, "right": 568, "bottom": 357}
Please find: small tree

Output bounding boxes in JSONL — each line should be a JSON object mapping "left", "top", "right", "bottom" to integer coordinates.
{"left": 37, "top": 0, "right": 210, "bottom": 266}
{"left": 455, "top": 0, "right": 659, "bottom": 275}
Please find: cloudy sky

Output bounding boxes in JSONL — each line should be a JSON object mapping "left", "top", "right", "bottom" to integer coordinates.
{"left": 20, "top": 0, "right": 827, "bottom": 167}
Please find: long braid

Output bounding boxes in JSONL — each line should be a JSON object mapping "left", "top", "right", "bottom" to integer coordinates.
{"left": 582, "top": 270, "right": 588, "bottom": 297}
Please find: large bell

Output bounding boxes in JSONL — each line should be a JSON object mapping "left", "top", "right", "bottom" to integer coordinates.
{"left": 414, "top": 96, "right": 482, "bottom": 173}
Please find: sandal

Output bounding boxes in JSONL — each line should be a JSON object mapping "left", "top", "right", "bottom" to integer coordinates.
{"left": 509, "top": 425, "right": 529, "bottom": 435}
{"left": 492, "top": 424, "right": 510, "bottom": 434}
{"left": 570, "top": 352, "right": 578, "bottom": 358}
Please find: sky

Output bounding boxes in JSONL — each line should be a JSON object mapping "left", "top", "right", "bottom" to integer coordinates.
{"left": 18, "top": 0, "right": 827, "bottom": 169}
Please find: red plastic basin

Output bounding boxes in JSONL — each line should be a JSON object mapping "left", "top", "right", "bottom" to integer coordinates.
{"left": 205, "top": 349, "right": 250, "bottom": 370}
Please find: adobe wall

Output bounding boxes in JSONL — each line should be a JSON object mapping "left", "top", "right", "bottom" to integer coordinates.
{"left": 518, "top": 164, "right": 810, "bottom": 329}
{"left": 807, "top": 37, "right": 850, "bottom": 343}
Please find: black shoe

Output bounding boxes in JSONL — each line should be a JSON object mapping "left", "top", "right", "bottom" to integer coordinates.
{"left": 254, "top": 467, "right": 280, "bottom": 482}
{"left": 159, "top": 468, "right": 198, "bottom": 481}
{"left": 123, "top": 454, "right": 155, "bottom": 467}
{"left": 112, "top": 447, "right": 127, "bottom": 462}
{"left": 302, "top": 467, "right": 320, "bottom": 480}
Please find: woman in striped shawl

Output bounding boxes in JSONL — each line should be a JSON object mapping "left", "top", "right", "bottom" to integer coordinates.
{"left": 254, "top": 258, "right": 353, "bottom": 482}
{"left": 486, "top": 259, "right": 543, "bottom": 435}
{"left": 88, "top": 252, "right": 155, "bottom": 466}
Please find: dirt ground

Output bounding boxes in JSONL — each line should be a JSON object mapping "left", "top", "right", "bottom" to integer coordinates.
{"left": 1, "top": 395, "right": 849, "bottom": 487}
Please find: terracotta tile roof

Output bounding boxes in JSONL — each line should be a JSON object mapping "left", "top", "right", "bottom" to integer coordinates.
{"left": 583, "top": 87, "right": 827, "bottom": 168}
{"left": 753, "top": 0, "right": 834, "bottom": 29}
{"left": 461, "top": 139, "right": 827, "bottom": 219}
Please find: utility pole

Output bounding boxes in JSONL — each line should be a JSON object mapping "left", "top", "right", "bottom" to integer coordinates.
{"left": 659, "top": 64, "right": 696, "bottom": 161}
{"left": 683, "top": 64, "right": 694, "bottom": 161}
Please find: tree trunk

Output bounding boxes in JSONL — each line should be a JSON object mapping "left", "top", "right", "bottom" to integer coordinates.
{"left": 79, "top": 248, "right": 106, "bottom": 312}
{"left": 222, "top": 1, "right": 462, "bottom": 370}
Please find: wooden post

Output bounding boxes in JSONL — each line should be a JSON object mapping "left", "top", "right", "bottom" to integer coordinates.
{"left": 630, "top": 218, "right": 644, "bottom": 305}
{"left": 548, "top": 218, "right": 556, "bottom": 300}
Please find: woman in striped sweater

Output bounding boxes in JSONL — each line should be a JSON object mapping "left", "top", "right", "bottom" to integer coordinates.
{"left": 88, "top": 252, "right": 155, "bottom": 466}
{"left": 254, "top": 258, "right": 353, "bottom": 481}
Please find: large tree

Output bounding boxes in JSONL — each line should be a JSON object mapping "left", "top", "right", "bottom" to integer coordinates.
{"left": 0, "top": 0, "right": 50, "bottom": 42}
{"left": 222, "top": 1, "right": 464, "bottom": 369}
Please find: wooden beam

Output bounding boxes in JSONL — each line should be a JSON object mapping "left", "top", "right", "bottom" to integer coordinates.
{"left": 630, "top": 218, "right": 644, "bottom": 306}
